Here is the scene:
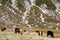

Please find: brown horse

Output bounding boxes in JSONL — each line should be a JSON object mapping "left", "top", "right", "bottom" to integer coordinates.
{"left": 15, "top": 28, "right": 22, "bottom": 35}
{"left": 35, "top": 30, "right": 43, "bottom": 36}
{"left": 1, "top": 27, "right": 6, "bottom": 31}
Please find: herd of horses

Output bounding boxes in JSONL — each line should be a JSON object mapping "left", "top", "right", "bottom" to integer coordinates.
{"left": 0, "top": 27, "right": 54, "bottom": 37}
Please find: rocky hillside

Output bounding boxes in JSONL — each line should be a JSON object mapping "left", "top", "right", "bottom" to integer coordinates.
{"left": 0, "top": 0, "right": 60, "bottom": 29}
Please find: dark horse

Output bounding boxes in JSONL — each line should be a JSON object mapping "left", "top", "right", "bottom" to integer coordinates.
{"left": 15, "top": 28, "right": 22, "bottom": 35}
{"left": 47, "top": 30, "right": 54, "bottom": 37}
{"left": 1, "top": 27, "right": 6, "bottom": 31}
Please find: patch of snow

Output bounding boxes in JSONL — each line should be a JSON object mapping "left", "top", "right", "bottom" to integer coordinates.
{"left": 7, "top": 7, "right": 17, "bottom": 15}
{"left": 55, "top": 4, "right": 60, "bottom": 14}
{"left": 30, "top": 0, "right": 35, "bottom": 5}
{"left": 8, "top": 7, "right": 11, "bottom": 11}
{"left": 0, "top": 3, "right": 2, "bottom": 6}
{"left": 37, "top": 21, "right": 39, "bottom": 23}
{"left": 27, "top": 24, "right": 32, "bottom": 28}
{"left": 52, "top": 0, "right": 60, "bottom": 14}
{"left": 40, "top": 14, "right": 44, "bottom": 22}
{"left": 11, "top": 0, "right": 16, "bottom": 7}
{"left": 13, "top": 25, "right": 16, "bottom": 28}
{"left": 7, "top": 0, "right": 22, "bottom": 13}
{"left": 40, "top": 4, "right": 48, "bottom": 14}
{"left": 35, "top": 25, "right": 38, "bottom": 27}
{"left": 56, "top": 28, "right": 59, "bottom": 30}
{"left": 48, "top": 26, "right": 53, "bottom": 29}
{"left": 12, "top": 10, "right": 17, "bottom": 15}
{"left": 56, "top": 23, "right": 59, "bottom": 25}
{"left": 50, "top": 26, "right": 53, "bottom": 28}
{"left": 22, "top": 5, "right": 32, "bottom": 24}
{"left": 40, "top": 4, "right": 47, "bottom": 8}
{"left": 25, "top": 20, "right": 28, "bottom": 24}
{"left": 44, "top": 24, "right": 47, "bottom": 26}
{"left": 23, "top": 0, "right": 30, "bottom": 10}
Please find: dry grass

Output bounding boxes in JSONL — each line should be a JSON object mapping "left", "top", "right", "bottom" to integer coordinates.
{"left": 0, "top": 28, "right": 60, "bottom": 40}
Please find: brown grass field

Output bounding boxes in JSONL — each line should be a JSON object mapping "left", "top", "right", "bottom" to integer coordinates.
{"left": 0, "top": 27, "right": 60, "bottom": 40}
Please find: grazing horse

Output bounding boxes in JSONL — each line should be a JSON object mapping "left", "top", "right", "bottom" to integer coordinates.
{"left": 1, "top": 27, "right": 6, "bottom": 31}
{"left": 15, "top": 28, "right": 22, "bottom": 35}
{"left": 35, "top": 30, "right": 43, "bottom": 36}
{"left": 47, "top": 30, "right": 54, "bottom": 37}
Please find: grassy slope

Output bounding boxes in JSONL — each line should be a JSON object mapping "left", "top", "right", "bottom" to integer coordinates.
{"left": 35, "top": 0, "right": 56, "bottom": 10}
{"left": 57, "top": 0, "right": 60, "bottom": 2}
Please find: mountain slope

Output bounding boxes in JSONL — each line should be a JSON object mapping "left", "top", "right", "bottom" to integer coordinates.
{"left": 0, "top": 0, "right": 60, "bottom": 29}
